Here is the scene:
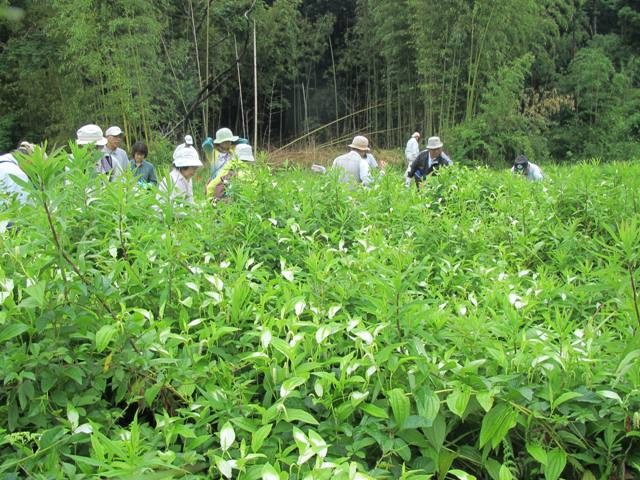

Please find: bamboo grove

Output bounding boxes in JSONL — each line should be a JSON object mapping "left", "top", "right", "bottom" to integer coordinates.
{"left": 1, "top": 1, "right": 640, "bottom": 162}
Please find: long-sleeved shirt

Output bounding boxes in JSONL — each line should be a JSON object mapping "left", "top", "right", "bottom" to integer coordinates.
{"left": 406, "top": 150, "right": 452, "bottom": 184}
{"left": 0, "top": 153, "right": 29, "bottom": 205}
{"left": 158, "top": 169, "right": 194, "bottom": 204}
{"left": 209, "top": 148, "right": 238, "bottom": 180}
{"left": 99, "top": 147, "right": 129, "bottom": 179}
{"left": 331, "top": 151, "right": 373, "bottom": 186}
{"left": 130, "top": 160, "right": 158, "bottom": 185}
{"left": 365, "top": 153, "right": 378, "bottom": 169}
{"left": 405, "top": 137, "right": 420, "bottom": 166}
{"left": 511, "top": 162, "right": 543, "bottom": 181}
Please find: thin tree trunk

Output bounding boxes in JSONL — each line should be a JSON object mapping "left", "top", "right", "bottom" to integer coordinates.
{"left": 329, "top": 36, "right": 339, "bottom": 137}
{"left": 234, "top": 35, "right": 246, "bottom": 139}
{"left": 253, "top": 19, "right": 258, "bottom": 149}
{"left": 188, "top": 0, "right": 205, "bottom": 131}
{"left": 204, "top": 0, "right": 210, "bottom": 134}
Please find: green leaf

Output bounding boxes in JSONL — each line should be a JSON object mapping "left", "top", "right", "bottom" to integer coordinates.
{"left": 388, "top": 388, "right": 410, "bottom": 428}
{"left": 95, "top": 324, "right": 117, "bottom": 353}
{"left": 499, "top": 464, "right": 514, "bottom": 480}
{"left": 479, "top": 403, "right": 517, "bottom": 449}
{"left": 284, "top": 408, "right": 318, "bottom": 425}
{"left": 24, "top": 281, "right": 46, "bottom": 308}
{"left": 361, "top": 403, "right": 389, "bottom": 419}
{"left": 545, "top": 448, "right": 566, "bottom": 480}
{"left": 262, "top": 463, "right": 280, "bottom": 480}
{"left": 144, "top": 384, "right": 162, "bottom": 406}
{"left": 446, "top": 386, "right": 471, "bottom": 418}
{"left": 64, "top": 366, "right": 84, "bottom": 385}
{"left": 252, "top": 423, "right": 273, "bottom": 452}
{"left": 416, "top": 389, "right": 440, "bottom": 421}
{"left": 0, "top": 323, "right": 28, "bottom": 343}
{"left": 448, "top": 469, "right": 477, "bottom": 480}
{"left": 526, "top": 443, "right": 547, "bottom": 465}
{"left": 552, "top": 391, "right": 582, "bottom": 410}
{"left": 476, "top": 391, "right": 494, "bottom": 412}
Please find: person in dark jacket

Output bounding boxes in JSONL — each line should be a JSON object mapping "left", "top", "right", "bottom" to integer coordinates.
{"left": 405, "top": 136, "right": 452, "bottom": 187}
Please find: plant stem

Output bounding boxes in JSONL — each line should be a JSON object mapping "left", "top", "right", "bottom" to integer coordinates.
{"left": 628, "top": 264, "right": 640, "bottom": 328}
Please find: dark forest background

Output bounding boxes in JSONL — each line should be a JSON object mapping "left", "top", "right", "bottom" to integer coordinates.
{"left": 1, "top": 0, "right": 640, "bottom": 164}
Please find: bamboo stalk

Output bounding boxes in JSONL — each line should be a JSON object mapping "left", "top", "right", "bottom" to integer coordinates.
{"left": 188, "top": 0, "right": 205, "bottom": 130}
{"left": 234, "top": 35, "right": 246, "bottom": 139}
{"left": 253, "top": 19, "right": 257, "bottom": 149}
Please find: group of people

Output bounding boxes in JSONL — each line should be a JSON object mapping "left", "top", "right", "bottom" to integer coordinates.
{"left": 1, "top": 126, "right": 544, "bottom": 211}
{"left": 0, "top": 123, "right": 257, "bottom": 208}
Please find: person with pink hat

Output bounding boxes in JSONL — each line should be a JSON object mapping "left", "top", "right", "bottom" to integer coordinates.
{"left": 331, "top": 135, "right": 374, "bottom": 186}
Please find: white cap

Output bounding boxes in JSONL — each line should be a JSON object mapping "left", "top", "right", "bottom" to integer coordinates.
{"left": 105, "top": 126, "right": 123, "bottom": 137}
{"left": 411, "top": 132, "right": 420, "bottom": 139}
{"left": 184, "top": 135, "right": 194, "bottom": 146}
{"left": 76, "top": 124, "right": 107, "bottom": 146}
{"left": 172, "top": 145, "right": 203, "bottom": 168}
{"left": 18, "top": 141, "right": 35, "bottom": 154}
{"left": 235, "top": 143, "right": 255, "bottom": 162}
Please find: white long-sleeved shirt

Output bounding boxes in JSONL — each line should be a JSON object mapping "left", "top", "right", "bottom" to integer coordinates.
{"left": 158, "top": 169, "right": 194, "bottom": 204}
{"left": 512, "top": 162, "right": 543, "bottom": 181}
{"left": 0, "top": 153, "right": 29, "bottom": 205}
{"left": 331, "top": 151, "right": 372, "bottom": 186}
{"left": 405, "top": 137, "right": 420, "bottom": 166}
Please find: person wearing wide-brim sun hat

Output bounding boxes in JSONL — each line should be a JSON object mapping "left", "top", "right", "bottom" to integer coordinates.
{"left": 331, "top": 135, "right": 374, "bottom": 186}
{"left": 405, "top": 135, "right": 453, "bottom": 188}
{"left": 201, "top": 127, "right": 240, "bottom": 180}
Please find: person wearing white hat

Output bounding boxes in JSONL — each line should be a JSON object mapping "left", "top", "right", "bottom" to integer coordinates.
{"left": 76, "top": 124, "right": 108, "bottom": 147}
{"left": 203, "top": 127, "right": 240, "bottom": 180}
{"left": 405, "top": 132, "right": 421, "bottom": 167}
{"left": 405, "top": 136, "right": 452, "bottom": 188}
{"left": 0, "top": 140, "right": 36, "bottom": 206}
{"left": 331, "top": 135, "right": 373, "bottom": 186}
{"left": 205, "top": 140, "right": 256, "bottom": 202}
{"left": 159, "top": 144, "right": 203, "bottom": 204}
{"left": 101, "top": 126, "right": 129, "bottom": 180}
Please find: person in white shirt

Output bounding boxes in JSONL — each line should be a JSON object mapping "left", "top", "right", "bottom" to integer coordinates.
{"left": 0, "top": 141, "right": 34, "bottom": 206}
{"left": 331, "top": 135, "right": 373, "bottom": 186}
{"left": 512, "top": 154, "right": 543, "bottom": 181}
{"left": 158, "top": 144, "right": 203, "bottom": 204}
{"left": 405, "top": 132, "right": 420, "bottom": 168}
{"left": 100, "top": 126, "right": 130, "bottom": 180}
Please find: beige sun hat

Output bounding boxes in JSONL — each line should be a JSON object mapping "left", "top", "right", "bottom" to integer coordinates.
{"left": 426, "top": 136, "right": 443, "bottom": 149}
{"left": 76, "top": 124, "right": 107, "bottom": 146}
{"left": 348, "top": 135, "right": 370, "bottom": 151}
{"left": 213, "top": 128, "right": 239, "bottom": 144}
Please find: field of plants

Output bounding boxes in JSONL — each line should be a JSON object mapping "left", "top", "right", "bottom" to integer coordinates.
{"left": 0, "top": 148, "right": 639, "bottom": 479}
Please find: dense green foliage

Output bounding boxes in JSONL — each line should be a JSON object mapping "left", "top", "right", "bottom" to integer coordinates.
{"left": 0, "top": 149, "right": 639, "bottom": 478}
{"left": 1, "top": 1, "right": 640, "bottom": 162}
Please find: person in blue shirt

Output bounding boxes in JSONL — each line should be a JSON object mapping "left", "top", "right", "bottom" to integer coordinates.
{"left": 129, "top": 141, "right": 157, "bottom": 186}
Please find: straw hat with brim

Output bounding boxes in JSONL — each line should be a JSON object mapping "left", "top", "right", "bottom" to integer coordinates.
{"left": 77, "top": 124, "right": 107, "bottom": 146}
{"left": 348, "top": 135, "right": 370, "bottom": 151}
{"left": 173, "top": 145, "right": 203, "bottom": 168}
{"left": 426, "top": 136, "right": 443, "bottom": 149}
{"left": 235, "top": 143, "right": 255, "bottom": 162}
{"left": 105, "top": 126, "right": 123, "bottom": 137}
{"left": 213, "top": 128, "right": 239, "bottom": 144}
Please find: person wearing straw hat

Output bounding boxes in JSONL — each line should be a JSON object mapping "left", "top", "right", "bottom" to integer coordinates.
{"left": 0, "top": 140, "right": 35, "bottom": 206}
{"left": 405, "top": 136, "right": 452, "bottom": 188}
{"left": 512, "top": 154, "right": 543, "bottom": 181}
{"left": 331, "top": 135, "right": 374, "bottom": 187}
{"left": 405, "top": 131, "right": 421, "bottom": 167}
{"left": 101, "top": 126, "right": 129, "bottom": 180}
{"left": 202, "top": 127, "right": 239, "bottom": 181}
{"left": 159, "top": 144, "right": 203, "bottom": 204}
{"left": 206, "top": 142, "right": 255, "bottom": 202}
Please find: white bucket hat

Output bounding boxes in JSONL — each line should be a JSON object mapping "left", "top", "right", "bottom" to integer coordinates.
{"left": 172, "top": 145, "right": 203, "bottom": 168}
{"left": 213, "top": 128, "right": 239, "bottom": 144}
{"left": 235, "top": 143, "right": 255, "bottom": 162}
{"left": 18, "top": 141, "right": 35, "bottom": 154}
{"left": 348, "top": 135, "right": 370, "bottom": 151}
{"left": 184, "top": 135, "right": 194, "bottom": 146}
{"left": 105, "top": 126, "right": 123, "bottom": 137}
{"left": 76, "top": 124, "right": 107, "bottom": 146}
{"left": 426, "top": 136, "right": 443, "bottom": 149}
